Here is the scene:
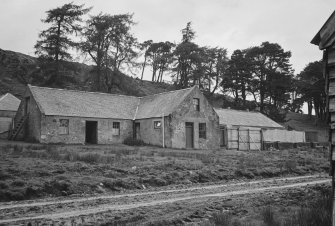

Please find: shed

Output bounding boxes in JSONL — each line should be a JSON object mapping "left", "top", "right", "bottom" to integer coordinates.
{"left": 11, "top": 85, "right": 220, "bottom": 149}
{"left": 0, "top": 93, "right": 20, "bottom": 138}
{"left": 214, "top": 108, "right": 305, "bottom": 150}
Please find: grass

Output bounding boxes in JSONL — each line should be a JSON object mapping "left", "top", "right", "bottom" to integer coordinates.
{"left": 0, "top": 142, "right": 329, "bottom": 201}
{"left": 205, "top": 186, "right": 332, "bottom": 226}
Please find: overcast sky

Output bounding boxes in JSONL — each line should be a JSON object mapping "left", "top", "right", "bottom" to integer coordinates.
{"left": 0, "top": 0, "right": 333, "bottom": 80}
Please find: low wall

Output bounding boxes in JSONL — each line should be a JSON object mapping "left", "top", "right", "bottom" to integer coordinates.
{"left": 263, "top": 129, "right": 305, "bottom": 143}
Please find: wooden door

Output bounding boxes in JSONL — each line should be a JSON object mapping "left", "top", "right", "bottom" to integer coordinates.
{"left": 135, "top": 123, "right": 140, "bottom": 139}
{"left": 185, "top": 122, "right": 194, "bottom": 148}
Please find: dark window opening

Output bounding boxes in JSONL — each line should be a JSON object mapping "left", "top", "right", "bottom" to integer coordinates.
{"left": 199, "top": 123, "right": 206, "bottom": 139}
{"left": 193, "top": 98, "right": 200, "bottom": 111}
{"left": 112, "top": 122, "right": 120, "bottom": 136}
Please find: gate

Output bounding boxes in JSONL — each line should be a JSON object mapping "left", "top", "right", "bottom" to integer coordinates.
{"left": 227, "top": 128, "right": 262, "bottom": 151}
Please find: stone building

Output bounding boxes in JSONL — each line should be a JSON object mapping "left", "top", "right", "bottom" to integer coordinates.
{"left": 11, "top": 85, "right": 220, "bottom": 149}
{"left": 0, "top": 93, "right": 20, "bottom": 138}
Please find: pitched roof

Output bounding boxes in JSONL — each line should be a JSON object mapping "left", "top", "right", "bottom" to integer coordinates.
{"left": 29, "top": 85, "right": 139, "bottom": 119}
{"left": 214, "top": 108, "right": 284, "bottom": 129}
{"left": 311, "top": 10, "right": 335, "bottom": 49}
{"left": 28, "top": 85, "right": 196, "bottom": 120}
{"left": 135, "top": 87, "right": 194, "bottom": 119}
{"left": 0, "top": 93, "right": 20, "bottom": 112}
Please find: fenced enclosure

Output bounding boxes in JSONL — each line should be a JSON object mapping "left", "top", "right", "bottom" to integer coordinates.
{"left": 223, "top": 128, "right": 262, "bottom": 151}
{"left": 221, "top": 127, "right": 306, "bottom": 151}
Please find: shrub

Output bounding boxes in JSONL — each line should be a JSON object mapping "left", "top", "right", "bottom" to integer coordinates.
{"left": 11, "top": 180, "right": 25, "bottom": 187}
{"left": 123, "top": 137, "right": 145, "bottom": 146}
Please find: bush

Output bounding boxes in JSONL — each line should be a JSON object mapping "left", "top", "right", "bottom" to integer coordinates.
{"left": 11, "top": 180, "right": 25, "bottom": 187}
{"left": 123, "top": 137, "right": 145, "bottom": 146}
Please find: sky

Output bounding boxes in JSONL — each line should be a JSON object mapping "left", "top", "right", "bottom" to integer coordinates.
{"left": 0, "top": 0, "right": 333, "bottom": 81}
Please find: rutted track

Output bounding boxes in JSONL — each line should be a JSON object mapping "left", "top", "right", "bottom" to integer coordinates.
{"left": 0, "top": 174, "right": 330, "bottom": 225}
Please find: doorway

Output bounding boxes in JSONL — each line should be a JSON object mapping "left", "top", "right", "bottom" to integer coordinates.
{"left": 135, "top": 123, "right": 140, "bottom": 139}
{"left": 185, "top": 122, "right": 194, "bottom": 148}
{"left": 24, "top": 97, "right": 30, "bottom": 115}
{"left": 220, "top": 128, "right": 225, "bottom": 147}
{"left": 85, "top": 121, "right": 98, "bottom": 144}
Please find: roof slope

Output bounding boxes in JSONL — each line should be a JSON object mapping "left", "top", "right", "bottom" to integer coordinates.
{"left": 29, "top": 85, "right": 139, "bottom": 119}
{"left": 28, "top": 85, "right": 196, "bottom": 120}
{"left": 311, "top": 10, "right": 335, "bottom": 49}
{"left": 214, "top": 108, "right": 284, "bottom": 129}
{"left": 0, "top": 93, "right": 20, "bottom": 111}
{"left": 136, "top": 87, "right": 194, "bottom": 119}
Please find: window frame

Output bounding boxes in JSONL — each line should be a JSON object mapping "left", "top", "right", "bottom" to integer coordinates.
{"left": 199, "top": 123, "right": 206, "bottom": 139}
{"left": 193, "top": 98, "right": 200, "bottom": 111}
{"left": 112, "top": 121, "right": 120, "bottom": 136}
{"left": 154, "top": 121, "right": 162, "bottom": 129}
{"left": 59, "top": 119, "right": 69, "bottom": 135}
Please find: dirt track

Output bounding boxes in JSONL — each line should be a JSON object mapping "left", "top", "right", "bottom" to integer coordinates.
{"left": 0, "top": 174, "right": 330, "bottom": 225}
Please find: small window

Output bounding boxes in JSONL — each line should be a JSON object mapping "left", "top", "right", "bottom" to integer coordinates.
{"left": 154, "top": 121, "right": 161, "bottom": 129}
{"left": 112, "top": 122, "right": 120, "bottom": 135}
{"left": 193, "top": 98, "right": 200, "bottom": 111}
{"left": 59, "top": 119, "right": 69, "bottom": 135}
{"left": 199, "top": 123, "right": 206, "bottom": 139}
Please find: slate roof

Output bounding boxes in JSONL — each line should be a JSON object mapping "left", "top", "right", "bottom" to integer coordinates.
{"left": 29, "top": 85, "right": 139, "bottom": 119}
{"left": 136, "top": 87, "right": 194, "bottom": 119}
{"left": 0, "top": 93, "right": 20, "bottom": 112}
{"left": 214, "top": 108, "right": 284, "bottom": 129}
{"left": 28, "top": 85, "right": 195, "bottom": 120}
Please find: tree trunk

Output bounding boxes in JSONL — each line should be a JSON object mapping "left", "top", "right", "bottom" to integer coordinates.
{"left": 141, "top": 54, "right": 147, "bottom": 80}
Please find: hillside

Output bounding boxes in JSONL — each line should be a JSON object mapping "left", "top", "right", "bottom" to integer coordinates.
{"left": 0, "top": 48, "right": 175, "bottom": 98}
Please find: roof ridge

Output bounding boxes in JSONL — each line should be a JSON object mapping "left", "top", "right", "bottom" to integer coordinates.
{"left": 142, "top": 86, "right": 194, "bottom": 98}
{"left": 28, "top": 85, "right": 140, "bottom": 99}
{"left": 214, "top": 108, "right": 261, "bottom": 114}
{"left": 0, "top": 93, "right": 8, "bottom": 102}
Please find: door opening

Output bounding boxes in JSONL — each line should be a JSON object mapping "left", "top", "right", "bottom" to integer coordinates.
{"left": 24, "top": 97, "right": 30, "bottom": 115}
{"left": 220, "top": 127, "right": 226, "bottom": 147}
{"left": 135, "top": 123, "right": 140, "bottom": 140}
{"left": 85, "top": 121, "right": 98, "bottom": 144}
{"left": 185, "top": 122, "right": 194, "bottom": 148}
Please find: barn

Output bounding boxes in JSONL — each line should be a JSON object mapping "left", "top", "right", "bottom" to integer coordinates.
{"left": 0, "top": 93, "right": 20, "bottom": 139}
{"left": 11, "top": 85, "right": 220, "bottom": 149}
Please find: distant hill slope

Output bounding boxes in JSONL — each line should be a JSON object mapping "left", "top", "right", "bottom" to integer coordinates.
{"left": 0, "top": 48, "right": 175, "bottom": 98}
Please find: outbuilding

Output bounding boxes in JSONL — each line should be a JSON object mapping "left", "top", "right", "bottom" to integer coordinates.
{"left": 215, "top": 108, "right": 305, "bottom": 150}
{"left": 0, "top": 93, "right": 20, "bottom": 138}
{"left": 11, "top": 85, "right": 220, "bottom": 149}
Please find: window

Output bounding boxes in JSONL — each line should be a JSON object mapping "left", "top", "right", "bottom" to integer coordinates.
{"left": 154, "top": 121, "right": 162, "bottom": 129}
{"left": 112, "top": 122, "right": 120, "bottom": 135}
{"left": 199, "top": 123, "right": 206, "bottom": 139}
{"left": 193, "top": 98, "right": 200, "bottom": 111}
{"left": 59, "top": 119, "right": 69, "bottom": 135}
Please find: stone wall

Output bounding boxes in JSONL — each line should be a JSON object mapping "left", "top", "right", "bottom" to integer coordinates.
{"left": 170, "top": 87, "right": 220, "bottom": 150}
{"left": 135, "top": 117, "right": 171, "bottom": 147}
{"left": 40, "top": 116, "right": 133, "bottom": 144}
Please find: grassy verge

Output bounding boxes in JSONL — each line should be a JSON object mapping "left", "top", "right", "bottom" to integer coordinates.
{"left": 0, "top": 142, "right": 329, "bottom": 201}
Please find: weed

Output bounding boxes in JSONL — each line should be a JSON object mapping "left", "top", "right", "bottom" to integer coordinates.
{"left": 11, "top": 180, "right": 25, "bottom": 187}
{"left": 262, "top": 206, "right": 280, "bottom": 226}
{"left": 13, "top": 144, "right": 23, "bottom": 154}
{"left": 123, "top": 137, "right": 145, "bottom": 146}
